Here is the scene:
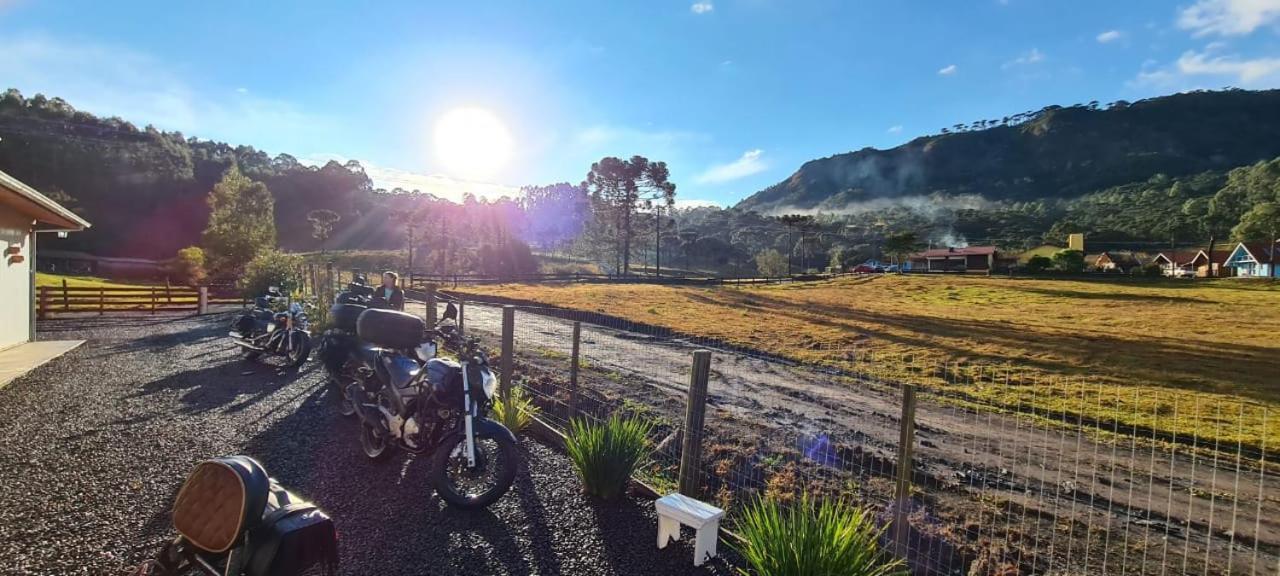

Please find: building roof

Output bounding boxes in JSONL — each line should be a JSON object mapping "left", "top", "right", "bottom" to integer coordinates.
{"left": 1189, "top": 249, "right": 1230, "bottom": 265}
{"left": 0, "top": 169, "right": 91, "bottom": 231}
{"left": 1153, "top": 251, "right": 1199, "bottom": 266}
{"left": 1231, "top": 242, "right": 1278, "bottom": 264}
{"left": 915, "top": 246, "right": 998, "bottom": 258}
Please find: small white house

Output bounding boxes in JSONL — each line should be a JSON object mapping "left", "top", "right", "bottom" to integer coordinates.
{"left": 0, "top": 170, "right": 90, "bottom": 350}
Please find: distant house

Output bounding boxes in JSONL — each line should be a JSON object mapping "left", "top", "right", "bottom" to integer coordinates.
{"left": 910, "top": 246, "right": 1005, "bottom": 272}
{"left": 1187, "top": 249, "right": 1230, "bottom": 278}
{"left": 1152, "top": 251, "right": 1199, "bottom": 277}
{"left": 1085, "top": 250, "right": 1147, "bottom": 274}
{"left": 1223, "top": 242, "right": 1278, "bottom": 278}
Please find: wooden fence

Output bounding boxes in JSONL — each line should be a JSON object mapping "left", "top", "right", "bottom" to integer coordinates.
{"left": 36, "top": 281, "right": 244, "bottom": 318}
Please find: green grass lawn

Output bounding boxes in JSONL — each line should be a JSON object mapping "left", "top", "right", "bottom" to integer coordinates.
{"left": 459, "top": 275, "right": 1280, "bottom": 451}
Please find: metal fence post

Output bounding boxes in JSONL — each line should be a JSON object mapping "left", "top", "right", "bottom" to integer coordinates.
{"left": 424, "top": 283, "right": 437, "bottom": 331}
{"left": 679, "top": 350, "right": 712, "bottom": 498}
{"left": 500, "top": 305, "right": 515, "bottom": 400}
{"left": 569, "top": 321, "right": 581, "bottom": 421}
{"left": 198, "top": 286, "right": 208, "bottom": 314}
{"left": 893, "top": 384, "right": 918, "bottom": 554}
{"left": 458, "top": 300, "right": 465, "bottom": 334}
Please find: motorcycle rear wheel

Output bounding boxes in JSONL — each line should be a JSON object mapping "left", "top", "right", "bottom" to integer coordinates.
{"left": 430, "top": 425, "right": 519, "bottom": 509}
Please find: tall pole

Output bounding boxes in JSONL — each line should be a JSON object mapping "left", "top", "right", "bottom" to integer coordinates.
{"left": 654, "top": 206, "right": 662, "bottom": 278}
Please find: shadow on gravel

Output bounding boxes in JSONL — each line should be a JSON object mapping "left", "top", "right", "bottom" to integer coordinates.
{"left": 130, "top": 356, "right": 316, "bottom": 415}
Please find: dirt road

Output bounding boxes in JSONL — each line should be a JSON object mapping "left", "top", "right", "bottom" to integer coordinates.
{"left": 412, "top": 299, "right": 1279, "bottom": 575}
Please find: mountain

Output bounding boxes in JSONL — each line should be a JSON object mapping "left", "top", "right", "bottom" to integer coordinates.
{"left": 736, "top": 89, "right": 1280, "bottom": 214}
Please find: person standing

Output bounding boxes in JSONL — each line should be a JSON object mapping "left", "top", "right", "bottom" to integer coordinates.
{"left": 372, "top": 271, "right": 405, "bottom": 310}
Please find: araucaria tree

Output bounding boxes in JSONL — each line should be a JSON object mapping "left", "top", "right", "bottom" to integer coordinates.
{"left": 585, "top": 156, "right": 676, "bottom": 275}
{"left": 202, "top": 166, "right": 277, "bottom": 278}
{"left": 307, "top": 209, "right": 341, "bottom": 254}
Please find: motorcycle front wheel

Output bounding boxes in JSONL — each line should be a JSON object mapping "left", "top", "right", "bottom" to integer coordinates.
{"left": 286, "top": 330, "right": 311, "bottom": 368}
{"left": 430, "top": 424, "right": 519, "bottom": 509}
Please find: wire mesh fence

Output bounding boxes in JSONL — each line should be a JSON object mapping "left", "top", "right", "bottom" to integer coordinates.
{"left": 408, "top": 293, "right": 1279, "bottom": 576}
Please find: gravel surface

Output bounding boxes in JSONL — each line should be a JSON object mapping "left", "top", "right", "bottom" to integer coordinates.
{"left": 0, "top": 313, "right": 738, "bottom": 575}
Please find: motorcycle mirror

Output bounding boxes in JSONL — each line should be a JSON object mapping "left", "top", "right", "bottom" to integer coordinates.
{"left": 442, "top": 302, "right": 458, "bottom": 321}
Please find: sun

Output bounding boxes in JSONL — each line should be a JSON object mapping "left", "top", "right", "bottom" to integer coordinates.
{"left": 433, "top": 107, "right": 514, "bottom": 181}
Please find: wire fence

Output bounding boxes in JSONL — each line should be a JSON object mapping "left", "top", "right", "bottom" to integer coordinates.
{"left": 410, "top": 294, "right": 1279, "bottom": 576}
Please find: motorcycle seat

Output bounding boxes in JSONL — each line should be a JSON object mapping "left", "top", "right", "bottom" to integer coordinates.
{"left": 172, "top": 456, "right": 270, "bottom": 554}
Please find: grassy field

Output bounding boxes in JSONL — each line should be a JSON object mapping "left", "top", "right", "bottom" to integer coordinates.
{"left": 458, "top": 275, "right": 1280, "bottom": 450}
{"left": 35, "top": 273, "right": 151, "bottom": 289}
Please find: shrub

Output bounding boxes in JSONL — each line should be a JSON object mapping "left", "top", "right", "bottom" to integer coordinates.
{"left": 733, "top": 494, "right": 906, "bottom": 576}
{"left": 169, "top": 246, "right": 207, "bottom": 286}
{"left": 492, "top": 386, "right": 539, "bottom": 434}
{"left": 1052, "top": 249, "right": 1085, "bottom": 273}
{"left": 238, "top": 249, "right": 305, "bottom": 298}
{"left": 1139, "top": 262, "right": 1165, "bottom": 277}
{"left": 565, "top": 414, "right": 654, "bottom": 501}
{"left": 1024, "top": 255, "right": 1052, "bottom": 274}
{"left": 756, "top": 249, "right": 787, "bottom": 277}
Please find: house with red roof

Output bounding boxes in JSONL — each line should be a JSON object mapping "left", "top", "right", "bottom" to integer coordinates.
{"left": 1223, "top": 242, "right": 1278, "bottom": 278}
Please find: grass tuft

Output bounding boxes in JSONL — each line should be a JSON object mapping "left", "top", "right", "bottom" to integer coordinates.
{"left": 491, "top": 386, "right": 538, "bottom": 433}
{"left": 565, "top": 414, "right": 654, "bottom": 501}
{"left": 732, "top": 494, "right": 906, "bottom": 576}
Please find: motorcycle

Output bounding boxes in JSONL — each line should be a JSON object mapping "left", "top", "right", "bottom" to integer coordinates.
{"left": 316, "top": 282, "right": 377, "bottom": 417}
{"left": 348, "top": 303, "right": 519, "bottom": 509}
{"left": 135, "top": 455, "right": 337, "bottom": 576}
{"left": 231, "top": 288, "right": 313, "bottom": 369}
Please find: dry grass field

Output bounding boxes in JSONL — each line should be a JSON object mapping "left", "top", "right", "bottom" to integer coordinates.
{"left": 458, "top": 275, "right": 1280, "bottom": 450}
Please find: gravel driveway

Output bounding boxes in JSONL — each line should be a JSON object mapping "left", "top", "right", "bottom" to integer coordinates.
{"left": 0, "top": 313, "right": 736, "bottom": 576}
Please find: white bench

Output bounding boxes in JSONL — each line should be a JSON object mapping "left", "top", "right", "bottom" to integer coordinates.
{"left": 655, "top": 493, "right": 725, "bottom": 566}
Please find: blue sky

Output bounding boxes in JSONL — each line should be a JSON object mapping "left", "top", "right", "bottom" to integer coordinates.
{"left": 2, "top": 0, "right": 1279, "bottom": 206}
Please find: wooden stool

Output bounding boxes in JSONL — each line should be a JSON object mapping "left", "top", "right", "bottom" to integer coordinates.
{"left": 655, "top": 493, "right": 725, "bottom": 566}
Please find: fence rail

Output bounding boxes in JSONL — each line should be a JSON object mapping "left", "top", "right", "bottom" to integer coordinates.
{"left": 409, "top": 288, "right": 1279, "bottom": 576}
{"left": 36, "top": 281, "right": 242, "bottom": 317}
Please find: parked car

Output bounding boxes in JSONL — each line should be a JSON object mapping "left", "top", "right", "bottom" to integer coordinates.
{"left": 852, "top": 264, "right": 879, "bottom": 274}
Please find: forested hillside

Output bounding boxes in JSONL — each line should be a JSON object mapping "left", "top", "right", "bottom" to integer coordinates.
{"left": 738, "top": 89, "right": 1280, "bottom": 213}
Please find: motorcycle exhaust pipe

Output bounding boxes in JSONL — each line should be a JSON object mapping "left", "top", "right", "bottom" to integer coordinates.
{"left": 230, "top": 338, "right": 266, "bottom": 352}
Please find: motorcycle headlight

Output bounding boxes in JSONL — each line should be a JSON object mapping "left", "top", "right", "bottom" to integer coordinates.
{"left": 415, "top": 341, "right": 437, "bottom": 362}
{"left": 481, "top": 369, "right": 497, "bottom": 400}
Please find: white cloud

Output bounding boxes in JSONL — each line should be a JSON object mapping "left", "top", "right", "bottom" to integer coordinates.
{"left": 937, "top": 64, "right": 958, "bottom": 76}
{"left": 1177, "top": 48, "right": 1280, "bottom": 82}
{"left": 1096, "top": 30, "right": 1124, "bottom": 43}
{"left": 235, "top": 87, "right": 249, "bottom": 94}
{"left": 691, "top": 1, "right": 713, "bottom": 14}
{"left": 1002, "top": 48, "right": 1045, "bottom": 68}
{"left": 1131, "top": 47, "right": 1280, "bottom": 88}
{"left": 0, "top": 34, "right": 331, "bottom": 149}
{"left": 301, "top": 153, "right": 520, "bottom": 203}
{"left": 1178, "top": 0, "right": 1280, "bottom": 36}
{"left": 887, "top": 125, "right": 903, "bottom": 134}
{"left": 695, "top": 149, "right": 767, "bottom": 184}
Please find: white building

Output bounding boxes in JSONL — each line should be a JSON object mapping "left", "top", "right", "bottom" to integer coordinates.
{"left": 0, "top": 170, "right": 90, "bottom": 349}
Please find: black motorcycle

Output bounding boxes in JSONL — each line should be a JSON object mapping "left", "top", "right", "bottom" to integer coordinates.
{"left": 231, "top": 288, "right": 312, "bottom": 369}
{"left": 348, "top": 304, "right": 519, "bottom": 509}
{"left": 316, "top": 282, "right": 384, "bottom": 417}
{"left": 135, "top": 455, "right": 337, "bottom": 576}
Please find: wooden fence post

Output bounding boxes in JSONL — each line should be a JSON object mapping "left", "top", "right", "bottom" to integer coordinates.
{"left": 893, "top": 384, "right": 918, "bottom": 554}
{"left": 499, "top": 306, "right": 515, "bottom": 400}
{"left": 150, "top": 286, "right": 157, "bottom": 314}
{"left": 198, "top": 286, "right": 209, "bottom": 314}
{"left": 457, "top": 300, "right": 465, "bottom": 334}
{"left": 678, "top": 350, "right": 712, "bottom": 498}
{"left": 424, "top": 283, "right": 437, "bottom": 331}
{"left": 165, "top": 277, "right": 172, "bottom": 303}
{"left": 61, "top": 278, "right": 68, "bottom": 311}
{"left": 99, "top": 287, "right": 104, "bottom": 315}
{"left": 569, "top": 321, "right": 581, "bottom": 421}
{"left": 38, "top": 286, "right": 49, "bottom": 319}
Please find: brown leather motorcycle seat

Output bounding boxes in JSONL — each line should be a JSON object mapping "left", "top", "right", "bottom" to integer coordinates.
{"left": 172, "top": 457, "right": 269, "bottom": 553}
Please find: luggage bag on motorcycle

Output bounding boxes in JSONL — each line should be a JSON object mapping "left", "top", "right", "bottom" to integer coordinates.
{"left": 356, "top": 308, "right": 425, "bottom": 349}
{"left": 244, "top": 486, "right": 338, "bottom": 576}
{"left": 328, "top": 302, "right": 367, "bottom": 332}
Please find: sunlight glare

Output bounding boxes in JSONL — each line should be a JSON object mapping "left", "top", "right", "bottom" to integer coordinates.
{"left": 433, "top": 107, "right": 514, "bottom": 181}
